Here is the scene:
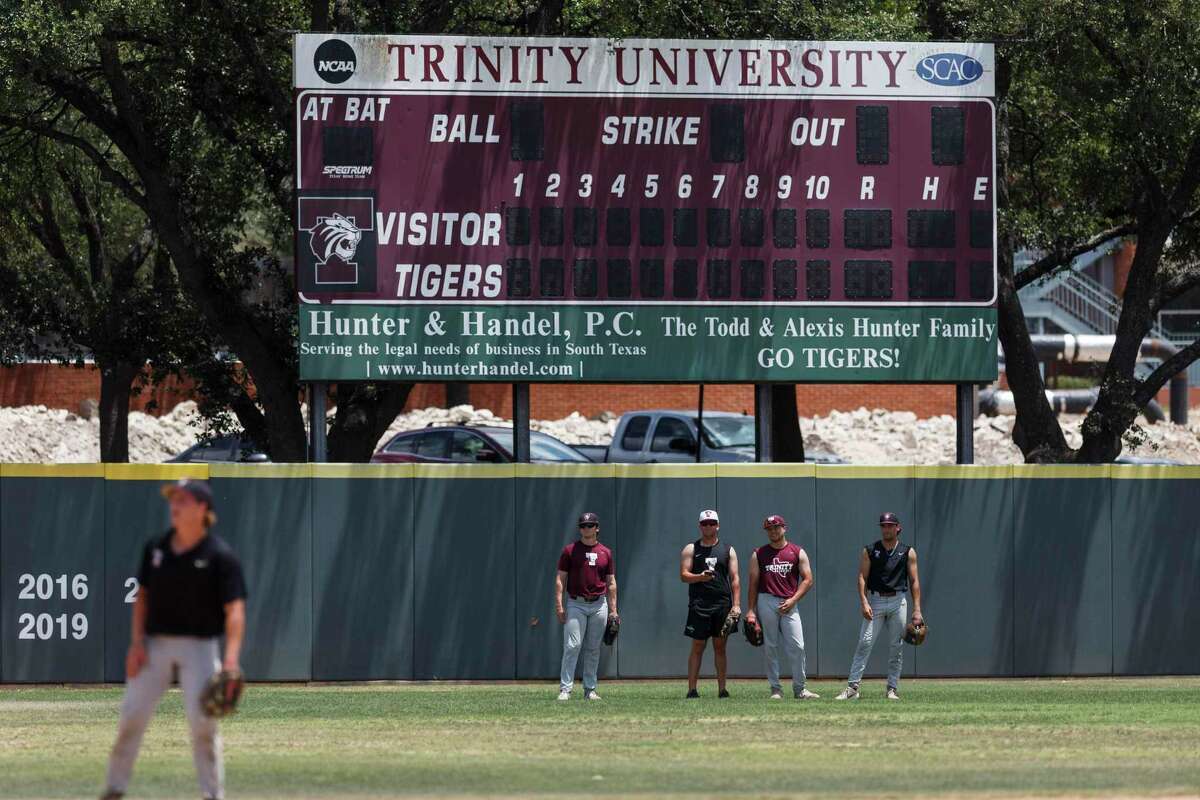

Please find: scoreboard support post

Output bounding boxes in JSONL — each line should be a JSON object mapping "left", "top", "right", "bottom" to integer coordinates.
{"left": 512, "top": 383, "right": 531, "bottom": 463}
{"left": 955, "top": 383, "right": 976, "bottom": 464}
{"left": 754, "top": 384, "right": 772, "bottom": 463}
{"left": 309, "top": 382, "right": 327, "bottom": 463}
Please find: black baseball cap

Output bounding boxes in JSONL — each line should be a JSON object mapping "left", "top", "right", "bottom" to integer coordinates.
{"left": 879, "top": 512, "right": 900, "bottom": 525}
{"left": 161, "top": 479, "right": 214, "bottom": 508}
{"left": 578, "top": 512, "right": 599, "bottom": 525}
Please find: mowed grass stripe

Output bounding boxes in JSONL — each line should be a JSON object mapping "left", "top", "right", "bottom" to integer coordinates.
{"left": 1, "top": 679, "right": 1198, "bottom": 798}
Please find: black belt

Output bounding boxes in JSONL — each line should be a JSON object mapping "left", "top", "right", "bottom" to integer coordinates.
{"left": 571, "top": 593, "right": 603, "bottom": 602}
{"left": 870, "top": 589, "right": 898, "bottom": 597}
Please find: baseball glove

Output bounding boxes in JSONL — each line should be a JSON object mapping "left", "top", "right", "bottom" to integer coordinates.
{"left": 602, "top": 615, "right": 620, "bottom": 645}
{"left": 201, "top": 670, "right": 245, "bottom": 718}
{"left": 719, "top": 609, "right": 741, "bottom": 639}
{"left": 742, "top": 616, "right": 764, "bottom": 647}
{"left": 903, "top": 620, "right": 928, "bottom": 646}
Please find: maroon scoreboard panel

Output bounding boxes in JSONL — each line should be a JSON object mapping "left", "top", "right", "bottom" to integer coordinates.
{"left": 295, "top": 37, "right": 996, "bottom": 308}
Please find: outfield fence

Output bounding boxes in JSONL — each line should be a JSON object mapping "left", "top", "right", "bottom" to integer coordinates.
{"left": 1, "top": 463, "right": 1198, "bottom": 683}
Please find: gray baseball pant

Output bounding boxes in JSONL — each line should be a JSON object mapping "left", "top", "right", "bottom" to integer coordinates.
{"left": 105, "top": 635, "right": 224, "bottom": 799}
{"left": 757, "top": 594, "right": 808, "bottom": 694}
{"left": 559, "top": 596, "right": 608, "bottom": 694}
{"left": 847, "top": 592, "right": 907, "bottom": 690}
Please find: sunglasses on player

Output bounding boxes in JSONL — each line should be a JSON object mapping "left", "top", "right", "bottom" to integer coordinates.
{"left": 700, "top": 520, "right": 719, "bottom": 527}
{"left": 579, "top": 523, "right": 598, "bottom": 529}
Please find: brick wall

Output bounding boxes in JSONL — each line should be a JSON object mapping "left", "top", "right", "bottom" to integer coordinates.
{"left": 0, "top": 364, "right": 194, "bottom": 414}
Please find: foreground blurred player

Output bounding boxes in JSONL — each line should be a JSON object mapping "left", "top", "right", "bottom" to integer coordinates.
{"left": 555, "top": 512, "right": 617, "bottom": 700}
{"left": 101, "top": 479, "right": 247, "bottom": 800}
{"left": 680, "top": 509, "right": 741, "bottom": 698}
{"left": 746, "top": 514, "right": 818, "bottom": 700}
{"left": 835, "top": 511, "right": 922, "bottom": 701}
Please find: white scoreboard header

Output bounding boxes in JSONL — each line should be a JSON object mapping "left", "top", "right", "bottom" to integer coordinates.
{"left": 294, "top": 35, "right": 995, "bottom": 98}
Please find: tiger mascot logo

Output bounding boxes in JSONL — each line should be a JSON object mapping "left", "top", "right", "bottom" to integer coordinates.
{"left": 309, "top": 213, "right": 362, "bottom": 265}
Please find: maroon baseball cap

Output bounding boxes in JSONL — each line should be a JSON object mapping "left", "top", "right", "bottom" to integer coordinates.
{"left": 879, "top": 512, "right": 900, "bottom": 525}
{"left": 161, "top": 479, "right": 214, "bottom": 508}
{"left": 578, "top": 512, "right": 599, "bottom": 525}
{"left": 763, "top": 514, "right": 787, "bottom": 529}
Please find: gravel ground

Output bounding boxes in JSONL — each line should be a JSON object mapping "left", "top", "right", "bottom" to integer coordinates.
{"left": 1, "top": 401, "right": 1197, "bottom": 464}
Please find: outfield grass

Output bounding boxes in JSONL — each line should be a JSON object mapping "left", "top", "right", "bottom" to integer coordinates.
{"left": 2, "top": 678, "right": 1199, "bottom": 798}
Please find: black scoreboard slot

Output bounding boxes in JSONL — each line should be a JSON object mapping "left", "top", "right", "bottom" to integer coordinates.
{"left": 322, "top": 126, "right": 373, "bottom": 167}
{"left": 606, "top": 208, "right": 631, "bottom": 246}
{"left": 844, "top": 209, "right": 892, "bottom": 249}
{"left": 739, "top": 208, "right": 764, "bottom": 247}
{"left": 607, "top": 259, "right": 632, "bottom": 298}
{"left": 640, "top": 208, "right": 665, "bottom": 246}
{"left": 806, "top": 209, "right": 831, "bottom": 248}
{"left": 673, "top": 259, "right": 699, "bottom": 298}
{"left": 640, "top": 258, "right": 665, "bottom": 297}
{"left": 707, "top": 259, "right": 732, "bottom": 298}
{"left": 539, "top": 207, "right": 564, "bottom": 246}
{"left": 773, "top": 260, "right": 798, "bottom": 299}
{"left": 806, "top": 260, "right": 831, "bottom": 300}
{"left": 741, "top": 260, "right": 765, "bottom": 299}
{"left": 932, "top": 106, "right": 965, "bottom": 165}
{"left": 844, "top": 260, "right": 893, "bottom": 299}
{"left": 573, "top": 208, "right": 597, "bottom": 246}
{"left": 673, "top": 208, "right": 699, "bottom": 246}
{"left": 707, "top": 208, "right": 732, "bottom": 247}
{"left": 907, "top": 210, "right": 956, "bottom": 248}
{"left": 573, "top": 258, "right": 598, "bottom": 298}
{"left": 970, "top": 260, "right": 994, "bottom": 300}
{"left": 505, "top": 207, "right": 530, "bottom": 246}
{"left": 773, "top": 209, "right": 797, "bottom": 248}
{"left": 709, "top": 103, "right": 745, "bottom": 163}
{"left": 539, "top": 258, "right": 564, "bottom": 297}
{"left": 856, "top": 105, "right": 889, "bottom": 164}
{"left": 506, "top": 258, "right": 531, "bottom": 297}
{"left": 509, "top": 101, "right": 544, "bottom": 161}
{"left": 907, "top": 260, "right": 956, "bottom": 299}
{"left": 970, "top": 209, "right": 992, "bottom": 249}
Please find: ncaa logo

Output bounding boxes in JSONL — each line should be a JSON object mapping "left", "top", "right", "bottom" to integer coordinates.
{"left": 314, "top": 39, "right": 356, "bottom": 84}
{"left": 916, "top": 52, "right": 983, "bottom": 86}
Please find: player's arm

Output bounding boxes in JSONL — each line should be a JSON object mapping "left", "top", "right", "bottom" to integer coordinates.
{"left": 728, "top": 547, "right": 741, "bottom": 615}
{"left": 858, "top": 548, "right": 873, "bottom": 621}
{"left": 782, "top": 548, "right": 814, "bottom": 612}
{"left": 745, "top": 549, "right": 760, "bottom": 623}
{"left": 680, "top": 543, "right": 709, "bottom": 583}
{"left": 606, "top": 573, "right": 618, "bottom": 621}
{"left": 126, "top": 587, "right": 149, "bottom": 678}
{"left": 555, "top": 570, "right": 568, "bottom": 623}
{"left": 223, "top": 599, "right": 245, "bottom": 672}
{"left": 907, "top": 547, "right": 923, "bottom": 624}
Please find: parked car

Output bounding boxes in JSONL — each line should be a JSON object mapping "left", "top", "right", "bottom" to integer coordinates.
{"left": 168, "top": 435, "right": 270, "bottom": 463}
{"left": 585, "top": 410, "right": 845, "bottom": 464}
{"left": 371, "top": 425, "right": 591, "bottom": 464}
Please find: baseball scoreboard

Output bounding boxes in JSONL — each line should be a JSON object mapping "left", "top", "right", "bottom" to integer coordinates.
{"left": 295, "top": 36, "right": 998, "bottom": 382}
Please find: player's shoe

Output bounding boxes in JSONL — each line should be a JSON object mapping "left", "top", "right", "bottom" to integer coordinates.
{"left": 557, "top": 690, "right": 571, "bottom": 701}
{"left": 886, "top": 687, "right": 900, "bottom": 701}
{"left": 769, "top": 689, "right": 783, "bottom": 700}
{"left": 686, "top": 689, "right": 700, "bottom": 699}
{"left": 795, "top": 688, "right": 820, "bottom": 700}
{"left": 584, "top": 689, "right": 602, "bottom": 700}
{"left": 718, "top": 688, "right": 730, "bottom": 698}
{"left": 835, "top": 686, "right": 860, "bottom": 700}
{"left": 99, "top": 792, "right": 124, "bottom": 800}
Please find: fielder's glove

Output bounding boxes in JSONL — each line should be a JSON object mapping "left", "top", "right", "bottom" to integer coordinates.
{"left": 602, "top": 615, "right": 620, "bottom": 645}
{"left": 719, "top": 610, "right": 741, "bottom": 639}
{"left": 201, "top": 670, "right": 245, "bottom": 718}
{"left": 903, "top": 620, "right": 928, "bottom": 646}
{"left": 742, "top": 617, "right": 764, "bottom": 647}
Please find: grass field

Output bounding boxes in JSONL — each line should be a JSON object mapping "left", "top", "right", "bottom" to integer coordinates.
{"left": 2, "top": 678, "right": 1199, "bottom": 798}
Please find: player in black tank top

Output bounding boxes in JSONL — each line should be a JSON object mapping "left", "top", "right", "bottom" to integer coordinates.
{"left": 679, "top": 510, "right": 741, "bottom": 698}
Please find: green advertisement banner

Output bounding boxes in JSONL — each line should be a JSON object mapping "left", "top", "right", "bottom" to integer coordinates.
{"left": 298, "top": 304, "right": 998, "bottom": 382}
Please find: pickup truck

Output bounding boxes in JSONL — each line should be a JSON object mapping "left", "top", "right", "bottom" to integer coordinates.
{"left": 576, "top": 410, "right": 844, "bottom": 464}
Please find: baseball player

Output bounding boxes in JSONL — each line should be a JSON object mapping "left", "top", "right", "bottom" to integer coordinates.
{"left": 101, "top": 479, "right": 247, "bottom": 800}
{"left": 680, "top": 509, "right": 740, "bottom": 698}
{"left": 555, "top": 512, "right": 617, "bottom": 700}
{"left": 835, "top": 511, "right": 923, "bottom": 701}
{"left": 745, "top": 514, "right": 819, "bottom": 700}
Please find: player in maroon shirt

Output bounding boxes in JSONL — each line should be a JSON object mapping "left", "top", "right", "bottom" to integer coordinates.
{"left": 554, "top": 512, "right": 618, "bottom": 700}
{"left": 746, "top": 514, "right": 818, "bottom": 700}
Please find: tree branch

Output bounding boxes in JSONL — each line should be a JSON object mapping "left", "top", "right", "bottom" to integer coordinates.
{"left": 57, "top": 163, "right": 105, "bottom": 285}
{"left": 1133, "top": 337, "right": 1200, "bottom": 408}
{"left": 1013, "top": 222, "right": 1136, "bottom": 290}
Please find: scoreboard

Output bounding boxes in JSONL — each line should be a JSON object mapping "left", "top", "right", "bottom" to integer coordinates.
{"left": 295, "top": 36, "right": 999, "bottom": 383}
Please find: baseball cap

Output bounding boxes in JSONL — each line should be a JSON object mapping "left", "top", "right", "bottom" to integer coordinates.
{"left": 578, "top": 512, "right": 599, "bottom": 525}
{"left": 698, "top": 509, "right": 719, "bottom": 523}
{"left": 763, "top": 514, "right": 787, "bottom": 529}
{"left": 879, "top": 512, "right": 900, "bottom": 525}
{"left": 161, "top": 479, "right": 214, "bottom": 508}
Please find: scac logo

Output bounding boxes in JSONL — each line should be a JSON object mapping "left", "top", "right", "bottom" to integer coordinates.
{"left": 297, "top": 195, "right": 376, "bottom": 291}
{"left": 314, "top": 39, "right": 357, "bottom": 84}
{"left": 916, "top": 53, "right": 983, "bottom": 86}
